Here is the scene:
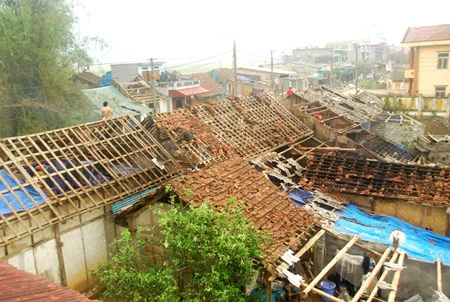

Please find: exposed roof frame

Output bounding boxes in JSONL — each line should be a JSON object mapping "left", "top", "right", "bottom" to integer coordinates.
{"left": 0, "top": 115, "right": 183, "bottom": 246}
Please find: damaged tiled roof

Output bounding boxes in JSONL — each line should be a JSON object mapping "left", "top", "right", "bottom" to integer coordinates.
{"left": 302, "top": 153, "right": 450, "bottom": 206}
{"left": 146, "top": 93, "right": 313, "bottom": 168}
{"left": 293, "top": 86, "right": 417, "bottom": 164}
{"left": 74, "top": 71, "right": 101, "bottom": 87}
{"left": 114, "top": 79, "right": 171, "bottom": 105}
{"left": 297, "top": 85, "right": 383, "bottom": 123}
{"left": 190, "top": 94, "right": 313, "bottom": 158}
{"left": 402, "top": 24, "right": 450, "bottom": 44}
{"left": 354, "top": 90, "right": 385, "bottom": 108}
{"left": 191, "top": 73, "right": 226, "bottom": 97}
{"left": 213, "top": 68, "right": 234, "bottom": 82}
{"left": 0, "top": 261, "right": 95, "bottom": 301}
{"left": 161, "top": 156, "right": 320, "bottom": 262}
{"left": 351, "top": 130, "right": 417, "bottom": 164}
{"left": 144, "top": 109, "right": 234, "bottom": 167}
{"left": 251, "top": 142, "right": 450, "bottom": 207}
{"left": 0, "top": 115, "right": 183, "bottom": 246}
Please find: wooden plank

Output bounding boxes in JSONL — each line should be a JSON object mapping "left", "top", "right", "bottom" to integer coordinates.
{"left": 294, "top": 229, "right": 325, "bottom": 259}
{"left": 300, "top": 281, "right": 345, "bottom": 302}
{"left": 350, "top": 247, "right": 392, "bottom": 302}
{"left": 436, "top": 258, "right": 442, "bottom": 293}
{"left": 366, "top": 249, "right": 400, "bottom": 302}
{"left": 303, "top": 235, "right": 360, "bottom": 295}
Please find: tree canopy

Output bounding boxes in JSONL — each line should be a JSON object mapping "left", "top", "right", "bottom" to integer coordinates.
{"left": 93, "top": 194, "right": 266, "bottom": 302}
{"left": 0, "top": 0, "right": 99, "bottom": 137}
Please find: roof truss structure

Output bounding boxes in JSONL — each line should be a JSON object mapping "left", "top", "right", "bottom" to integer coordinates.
{"left": 0, "top": 115, "right": 182, "bottom": 246}
{"left": 146, "top": 93, "right": 314, "bottom": 169}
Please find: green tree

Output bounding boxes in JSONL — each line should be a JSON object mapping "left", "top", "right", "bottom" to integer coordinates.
{"left": 389, "top": 51, "right": 408, "bottom": 64}
{"left": 94, "top": 196, "right": 265, "bottom": 302}
{"left": 0, "top": 0, "right": 100, "bottom": 137}
{"left": 93, "top": 228, "right": 178, "bottom": 302}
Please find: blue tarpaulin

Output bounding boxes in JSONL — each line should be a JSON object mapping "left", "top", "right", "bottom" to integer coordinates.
{"left": 289, "top": 188, "right": 313, "bottom": 206}
{"left": 0, "top": 169, "right": 48, "bottom": 215}
{"left": 100, "top": 71, "right": 112, "bottom": 87}
{"left": 334, "top": 204, "right": 450, "bottom": 265}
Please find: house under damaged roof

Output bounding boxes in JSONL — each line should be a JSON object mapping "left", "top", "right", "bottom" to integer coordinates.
{"left": 1, "top": 92, "right": 449, "bottom": 300}
{"left": 142, "top": 93, "right": 313, "bottom": 169}
{"left": 283, "top": 85, "right": 419, "bottom": 164}
{"left": 115, "top": 156, "right": 321, "bottom": 263}
{"left": 0, "top": 115, "right": 183, "bottom": 247}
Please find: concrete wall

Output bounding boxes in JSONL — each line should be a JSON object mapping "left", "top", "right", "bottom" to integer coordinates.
{"left": 384, "top": 96, "right": 450, "bottom": 117}
{"left": 111, "top": 63, "right": 140, "bottom": 82}
{"left": 1, "top": 207, "right": 115, "bottom": 293}
{"left": 335, "top": 193, "right": 449, "bottom": 237}
{"left": 417, "top": 45, "right": 450, "bottom": 97}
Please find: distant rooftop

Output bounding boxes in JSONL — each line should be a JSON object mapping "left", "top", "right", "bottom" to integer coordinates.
{"left": 402, "top": 24, "right": 450, "bottom": 44}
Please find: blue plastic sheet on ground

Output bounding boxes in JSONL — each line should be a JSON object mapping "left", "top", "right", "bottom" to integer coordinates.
{"left": 334, "top": 204, "right": 450, "bottom": 265}
{"left": 0, "top": 169, "right": 48, "bottom": 215}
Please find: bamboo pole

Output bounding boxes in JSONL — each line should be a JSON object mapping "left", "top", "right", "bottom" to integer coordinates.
{"left": 327, "top": 231, "right": 382, "bottom": 258}
{"left": 303, "top": 235, "right": 360, "bottom": 295}
{"left": 387, "top": 251, "right": 406, "bottom": 302}
{"left": 436, "top": 258, "right": 442, "bottom": 293}
{"left": 366, "top": 249, "right": 400, "bottom": 302}
{"left": 350, "top": 247, "right": 392, "bottom": 302}
{"left": 295, "top": 229, "right": 325, "bottom": 258}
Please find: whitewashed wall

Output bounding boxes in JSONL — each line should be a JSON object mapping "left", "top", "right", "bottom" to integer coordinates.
{"left": 3, "top": 207, "right": 115, "bottom": 293}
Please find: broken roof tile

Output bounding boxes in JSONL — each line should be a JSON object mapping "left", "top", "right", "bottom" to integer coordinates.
{"left": 0, "top": 261, "right": 95, "bottom": 301}
{"left": 147, "top": 93, "right": 313, "bottom": 169}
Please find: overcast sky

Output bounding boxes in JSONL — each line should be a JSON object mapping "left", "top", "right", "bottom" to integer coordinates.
{"left": 74, "top": 0, "right": 450, "bottom": 71}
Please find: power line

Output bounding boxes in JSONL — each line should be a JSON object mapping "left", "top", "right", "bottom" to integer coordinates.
{"left": 237, "top": 52, "right": 272, "bottom": 60}
{"left": 175, "top": 60, "right": 233, "bottom": 73}
{"left": 165, "top": 52, "right": 232, "bottom": 70}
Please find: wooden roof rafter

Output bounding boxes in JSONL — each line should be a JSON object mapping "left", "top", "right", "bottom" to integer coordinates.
{"left": 148, "top": 109, "right": 232, "bottom": 168}
{"left": 0, "top": 115, "right": 183, "bottom": 247}
{"left": 190, "top": 94, "right": 313, "bottom": 159}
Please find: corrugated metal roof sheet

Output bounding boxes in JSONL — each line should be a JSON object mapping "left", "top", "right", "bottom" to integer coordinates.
{"left": 83, "top": 86, "right": 153, "bottom": 117}
{"left": 112, "top": 186, "right": 160, "bottom": 214}
{"left": 0, "top": 261, "right": 95, "bottom": 301}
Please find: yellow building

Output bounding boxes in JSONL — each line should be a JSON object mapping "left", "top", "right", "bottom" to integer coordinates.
{"left": 401, "top": 24, "right": 450, "bottom": 97}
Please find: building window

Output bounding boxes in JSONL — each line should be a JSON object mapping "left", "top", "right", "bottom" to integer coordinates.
{"left": 437, "top": 53, "right": 448, "bottom": 69}
{"left": 435, "top": 87, "right": 446, "bottom": 98}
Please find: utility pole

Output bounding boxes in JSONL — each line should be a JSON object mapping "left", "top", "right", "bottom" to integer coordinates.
{"left": 354, "top": 43, "right": 358, "bottom": 94}
{"left": 271, "top": 50, "right": 274, "bottom": 98}
{"left": 233, "top": 41, "right": 238, "bottom": 96}
{"left": 150, "top": 58, "right": 158, "bottom": 113}
{"left": 330, "top": 49, "right": 334, "bottom": 88}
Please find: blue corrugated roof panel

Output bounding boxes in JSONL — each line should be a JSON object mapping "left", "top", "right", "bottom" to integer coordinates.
{"left": 112, "top": 186, "right": 160, "bottom": 214}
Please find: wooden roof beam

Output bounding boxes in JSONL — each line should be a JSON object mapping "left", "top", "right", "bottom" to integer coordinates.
{"left": 436, "top": 258, "right": 443, "bottom": 293}
{"left": 302, "top": 235, "right": 360, "bottom": 296}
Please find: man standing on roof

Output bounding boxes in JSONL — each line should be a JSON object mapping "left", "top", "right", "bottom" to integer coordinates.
{"left": 101, "top": 101, "right": 113, "bottom": 120}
